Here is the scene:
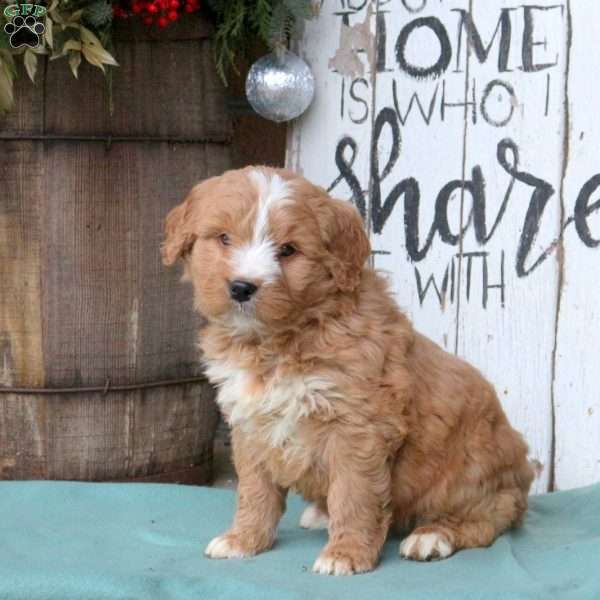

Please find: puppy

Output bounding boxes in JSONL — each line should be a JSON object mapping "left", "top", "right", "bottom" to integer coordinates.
{"left": 162, "top": 166, "right": 534, "bottom": 575}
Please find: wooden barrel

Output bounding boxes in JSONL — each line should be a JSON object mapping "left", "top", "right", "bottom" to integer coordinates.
{"left": 0, "top": 18, "right": 228, "bottom": 483}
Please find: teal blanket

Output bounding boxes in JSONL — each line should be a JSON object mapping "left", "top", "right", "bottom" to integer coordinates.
{"left": 1, "top": 481, "right": 599, "bottom": 600}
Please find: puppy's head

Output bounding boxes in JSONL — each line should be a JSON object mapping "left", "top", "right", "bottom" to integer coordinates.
{"left": 162, "top": 167, "right": 370, "bottom": 330}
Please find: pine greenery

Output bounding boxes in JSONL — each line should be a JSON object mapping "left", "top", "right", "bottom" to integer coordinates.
{"left": 83, "top": 0, "right": 114, "bottom": 28}
{"left": 206, "top": 0, "right": 315, "bottom": 82}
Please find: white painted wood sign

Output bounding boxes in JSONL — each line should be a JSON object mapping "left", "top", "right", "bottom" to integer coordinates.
{"left": 287, "top": 0, "right": 600, "bottom": 494}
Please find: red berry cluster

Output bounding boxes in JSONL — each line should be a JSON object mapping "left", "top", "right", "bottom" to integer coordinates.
{"left": 112, "top": 0, "right": 200, "bottom": 27}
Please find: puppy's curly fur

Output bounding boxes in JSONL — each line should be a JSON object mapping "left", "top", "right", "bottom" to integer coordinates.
{"left": 162, "top": 166, "right": 534, "bottom": 575}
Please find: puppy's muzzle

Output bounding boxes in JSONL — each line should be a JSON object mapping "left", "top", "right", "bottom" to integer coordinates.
{"left": 229, "top": 280, "right": 258, "bottom": 303}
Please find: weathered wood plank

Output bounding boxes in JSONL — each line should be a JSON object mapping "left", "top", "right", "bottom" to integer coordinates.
{"left": 0, "top": 73, "right": 44, "bottom": 134}
{"left": 0, "top": 141, "right": 45, "bottom": 387}
{"left": 0, "top": 394, "right": 47, "bottom": 479}
{"left": 44, "top": 36, "right": 229, "bottom": 138}
{"left": 45, "top": 382, "right": 218, "bottom": 482}
{"left": 455, "top": 0, "right": 568, "bottom": 493}
{"left": 41, "top": 141, "right": 229, "bottom": 387}
{"left": 0, "top": 381, "right": 218, "bottom": 482}
{"left": 554, "top": 0, "right": 600, "bottom": 490}
{"left": 368, "top": 0, "right": 469, "bottom": 353}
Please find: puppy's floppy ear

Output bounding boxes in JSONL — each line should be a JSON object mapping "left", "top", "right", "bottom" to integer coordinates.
{"left": 161, "top": 194, "right": 197, "bottom": 266}
{"left": 319, "top": 197, "right": 371, "bottom": 292}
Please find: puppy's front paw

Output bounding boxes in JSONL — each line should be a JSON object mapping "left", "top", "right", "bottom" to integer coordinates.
{"left": 313, "top": 546, "right": 376, "bottom": 576}
{"left": 205, "top": 534, "right": 251, "bottom": 559}
{"left": 399, "top": 528, "right": 454, "bottom": 561}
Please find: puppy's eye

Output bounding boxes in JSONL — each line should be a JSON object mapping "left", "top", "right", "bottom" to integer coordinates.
{"left": 279, "top": 244, "right": 296, "bottom": 258}
{"left": 218, "top": 233, "right": 231, "bottom": 246}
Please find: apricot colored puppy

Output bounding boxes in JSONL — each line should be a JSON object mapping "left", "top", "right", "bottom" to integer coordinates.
{"left": 162, "top": 167, "right": 534, "bottom": 575}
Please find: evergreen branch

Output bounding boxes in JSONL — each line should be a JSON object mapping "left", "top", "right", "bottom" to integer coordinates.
{"left": 206, "top": 0, "right": 315, "bottom": 83}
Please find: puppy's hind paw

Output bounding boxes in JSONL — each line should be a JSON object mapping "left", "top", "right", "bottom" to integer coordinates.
{"left": 299, "top": 503, "right": 329, "bottom": 530}
{"left": 399, "top": 528, "right": 454, "bottom": 561}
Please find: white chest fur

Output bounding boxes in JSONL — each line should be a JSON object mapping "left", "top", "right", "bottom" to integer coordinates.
{"left": 203, "top": 359, "right": 337, "bottom": 448}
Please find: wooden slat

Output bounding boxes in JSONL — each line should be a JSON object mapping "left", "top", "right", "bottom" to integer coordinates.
{"left": 0, "top": 72, "right": 44, "bottom": 135}
{"left": 554, "top": 0, "right": 600, "bottom": 490}
{"left": 45, "top": 382, "right": 218, "bottom": 481}
{"left": 369, "top": 0, "right": 469, "bottom": 354}
{"left": 0, "top": 381, "right": 218, "bottom": 481}
{"left": 0, "top": 394, "right": 47, "bottom": 479}
{"left": 133, "top": 142, "right": 231, "bottom": 381}
{"left": 44, "top": 37, "right": 230, "bottom": 138}
{"left": 40, "top": 141, "right": 229, "bottom": 387}
{"left": 0, "top": 141, "right": 45, "bottom": 387}
{"left": 455, "top": 0, "right": 568, "bottom": 493}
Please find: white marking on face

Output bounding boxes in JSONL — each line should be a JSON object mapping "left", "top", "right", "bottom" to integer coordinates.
{"left": 229, "top": 170, "right": 291, "bottom": 284}
{"left": 231, "top": 239, "right": 279, "bottom": 283}
{"left": 249, "top": 170, "right": 291, "bottom": 241}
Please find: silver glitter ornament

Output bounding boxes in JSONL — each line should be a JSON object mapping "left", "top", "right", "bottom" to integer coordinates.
{"left": 245, "top": 50, "right": 315, "bottom": 123}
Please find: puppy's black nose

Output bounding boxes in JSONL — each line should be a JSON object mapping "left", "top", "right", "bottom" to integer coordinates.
{"left": 229, "top": 280, "right": 258, "bottom": 303}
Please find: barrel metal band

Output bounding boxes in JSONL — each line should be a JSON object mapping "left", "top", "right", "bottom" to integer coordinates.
{"left": 0, "top": 376, "right": 208, "bottom": 396}
{"left": 0, "top": 134, "right": 232, "bottom": 145}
